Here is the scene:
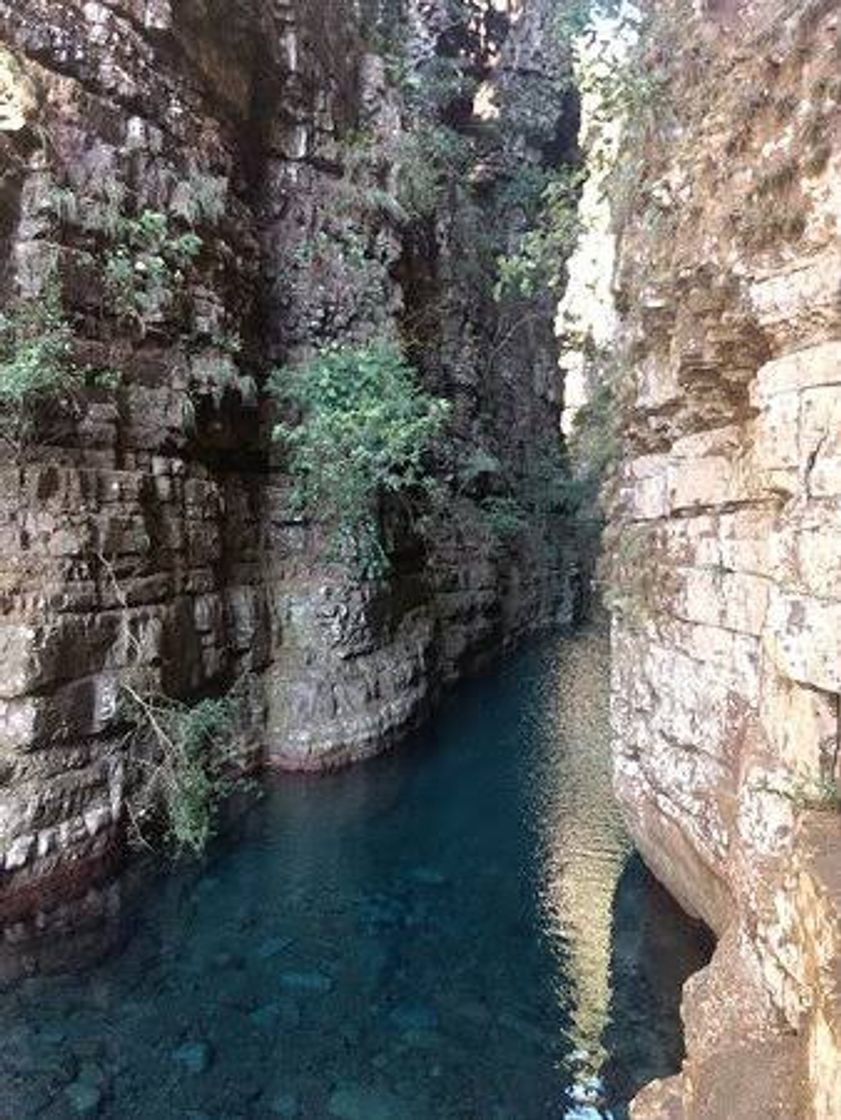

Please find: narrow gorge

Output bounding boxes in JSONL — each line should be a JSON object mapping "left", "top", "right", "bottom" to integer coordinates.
{"left": 0, "top": 0, "right": 578, "bottom": 932}
{"left": 1, "top": 1, "right": 840, "bottom": 1119}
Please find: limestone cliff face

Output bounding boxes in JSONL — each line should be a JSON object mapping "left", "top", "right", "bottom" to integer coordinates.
{"left": 606, "top": 2, "right": 841, "bottom": 1116}
{"left": 0, "top": 1, "right": 576, "bottom": 943}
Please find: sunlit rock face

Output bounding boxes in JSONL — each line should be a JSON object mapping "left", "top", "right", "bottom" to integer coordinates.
{"left": 0, "top": 0, "right": 577, "bottom": 939}
{"left": 606, "top": 2, "right": 841, "bottom": 1116}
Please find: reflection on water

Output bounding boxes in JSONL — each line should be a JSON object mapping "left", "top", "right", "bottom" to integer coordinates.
{"left": 536, "top": 628, "right": 632, "bottom": 1107}
{"left": 0, "top": 630, "right": 711, "bottom": 1119}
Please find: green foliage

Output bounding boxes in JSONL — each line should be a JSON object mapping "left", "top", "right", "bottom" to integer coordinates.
{"left": 0, "top": 287, "right": 75, "bottom": 407}
{"left": 458, "top": 446, "right": 504, "bottom": 491}
{"left": 270, "top": 339, "right": 449, "bottom": 577}
{"left": 451, "top": 437, "right": 569, "bottom": 546}
{"left": 46, "top": 177, "right": 210, "bottom": 333}
{"left": 162, "top": 697, "right": 239, "bottom": 856}
{"left": 403, "top": 54, "right": 479, "bottom": 116}
{"left": 105, "top": 209, "right": 203, "bottom": 331}
{"left": 336, "top": 132, "right": 410, "bottom": 225}
{"left": 494, "top": 166, "right": 553, "bottom": 222}
{"left": 553, "top": 0, "right": 622, "bottom": 42}
{"left": 47, "top": 176, "right": 127, "bottom": 236}
{"left": 494, "top": 168, "right": 584, "bottom": 299}
{"left": 395, "top": 126, "right": 471, "bottom": 221}
{"left": 357, "top": 0, "right": 408, "bottom": 55}
{"left": 46, "top": 185, "right": 81, "bottom": 227}
{"left": 125, "top": 689, "right": 247, "bottom": 857}
{"left": 48, "top": 170, "right": 226, "bottom": 238}
{"left": 358, "top": 185, "right": 409, "bottom": 227}
{"left": 169, "top": 173, "right": 228, "bottom": 226}
{"left": 293, "top": 225, "right": 358, "bottom": 269}
{"left": 479, "top": 495, "right": 528, "bottom": 539}
{"left": 0, "top": 283, "right": 116, "bottom": 453}
{"left": 605, "top": 67, "right": 666, "bottom": 132}
{"left": 188, "top": 337, "right": 257, "bottom": 413}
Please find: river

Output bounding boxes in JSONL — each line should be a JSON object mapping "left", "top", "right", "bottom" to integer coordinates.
{"left": 0, "top": 627, "right": 711, "bottom": 1119}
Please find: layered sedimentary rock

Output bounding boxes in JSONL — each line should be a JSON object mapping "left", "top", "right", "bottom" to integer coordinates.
{"left": 606, "top": 2, "right": 841, "bottom": 1116}
{"left": 0, "top": 0, "right": 576, "bottom": 942}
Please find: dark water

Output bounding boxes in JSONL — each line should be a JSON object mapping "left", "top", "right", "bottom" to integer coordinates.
{"left": 0, "top": 630, "right": 711, "bottom": 1120}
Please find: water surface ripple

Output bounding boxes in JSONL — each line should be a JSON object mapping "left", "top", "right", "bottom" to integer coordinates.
{"left": 0, "top": 629, "right": 712, "bottom": 1119}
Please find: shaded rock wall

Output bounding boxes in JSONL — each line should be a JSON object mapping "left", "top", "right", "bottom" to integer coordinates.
{"left": 0, "top": 0, "right": 274, "bottom": 940}
{"left": 0, "top": 0, "right": 576, "bottom": 941}
{"left": 606, "top": 2, "right": 841, "bottom": 1116}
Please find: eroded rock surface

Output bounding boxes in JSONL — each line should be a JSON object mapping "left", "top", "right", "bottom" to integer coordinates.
{"left": 607, "top": 3, "right": 841, "bottom": 1116}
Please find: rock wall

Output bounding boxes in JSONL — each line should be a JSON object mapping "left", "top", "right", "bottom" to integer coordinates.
{"left": 606, "top": 2, "right": 841, "bottom": 1116}
{"left": 0, "top": 0, "right": 577, "bottom": 947}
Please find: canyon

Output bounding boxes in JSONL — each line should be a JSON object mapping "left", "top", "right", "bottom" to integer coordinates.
{"left": 2, "top": 1, "right": 841, "bottom": 1119}
{"left": 0, "top": 0, "right": 577, "bottom": 946}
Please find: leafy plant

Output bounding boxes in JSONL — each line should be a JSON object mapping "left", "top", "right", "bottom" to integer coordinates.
{"left": 404, "top": 54, "right": 479, "bottom": 116}
{"left": 494, "top": 168, "right": 584, "bottom": 299}
{"left": 96, "top": 552, "right": 250, "bottom": 858}
{"left": 188, "top": 340, "right": 256, "bottom": 411}
{"left": 480, "top": 495, "right": 528, "bottom": 539}
{"left": 458, "top": 445, "right": 504, "bottom": 492}
{"left": 0, "top": 283, "right": 116, "bottom": 454}
{"left": 47, "top": 176, "right": 127, "bottom": 237}
{"left": 122, "top": 687, "right": 248, "bottom": 856}
{"left": 104, "top": 209, "right": 203, "bottom": 332}
{"left": 169, "top": 172, "right": 228, "bottom": 226}
{"left": 494, "top": 166, "right": 553, "bottom": 222}
{"left": 395, "top": 126, "right": 471, "bottom": 221}
{"left": 270, "top": 339, "right": 450, "bottom": 577}
{"left": 553, "top": 0, "right": 623, "bottom": 42}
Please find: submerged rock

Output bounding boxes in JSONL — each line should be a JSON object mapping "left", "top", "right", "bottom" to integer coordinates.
{"left": 170, "top": 1041, "right": 212, "bottom": 1074}
{"left": 268, "top": 1090, "right": 299, "bottom": 1116}
{"left": 563, "top": 1107, "right": 603, "bottom": 1120}
{"left": 279, "top": 971, "right": 333, "bottom": 993}
{"left": 64, "top": 1080, "right": 102, "bottom": 1116}
{"left": 406, "top": 867, "right": 448, "bottom": 887}
{"left": 248, "top": 1002, "right": 283, "bottom": 1030}
{"left": 328, "top": 1084, "right": 403, "bottom": 1120}
{"left": 248, "top": 998, "right": 300, "bottom": 1030}
{"left": 257, "top": 936, "right": 293, "bottom": 960}
{"left": 388, "top": 1004, "right": 439, "bottom": 1032}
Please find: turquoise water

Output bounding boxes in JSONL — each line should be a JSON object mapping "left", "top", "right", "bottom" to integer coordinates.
{"left": 0, "top": 630, "right": 711, "bottom": 1119}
